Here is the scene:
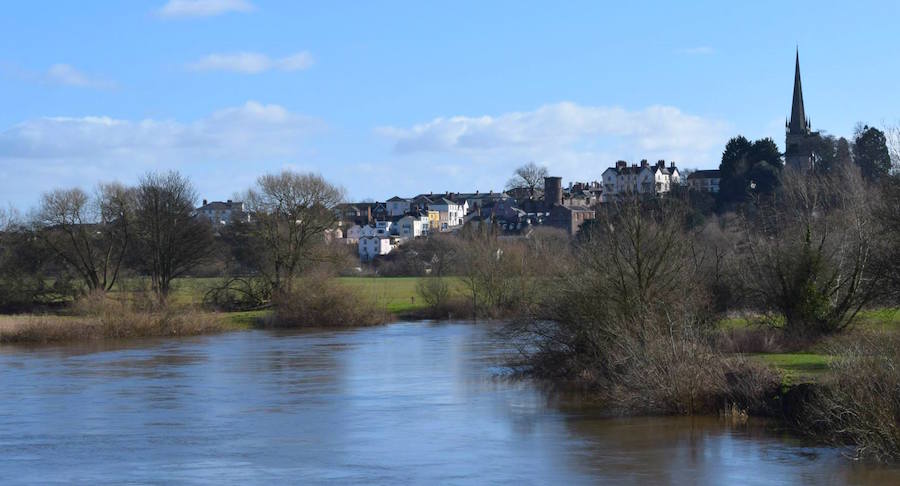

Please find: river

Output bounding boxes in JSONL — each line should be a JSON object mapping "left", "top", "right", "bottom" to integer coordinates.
{"left": 1, "top": 321, "right": 897, "bottom": 485}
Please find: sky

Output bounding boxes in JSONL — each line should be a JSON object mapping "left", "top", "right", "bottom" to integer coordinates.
{"left": 1, "top": 0, "right": 898, "bottom": 209}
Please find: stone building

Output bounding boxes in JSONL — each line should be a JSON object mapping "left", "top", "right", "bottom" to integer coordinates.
{"left": 784, "top": 50, "right": 819, "bottom": 171}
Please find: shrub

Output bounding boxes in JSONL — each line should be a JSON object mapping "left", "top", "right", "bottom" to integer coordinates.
{"left": 509, "top": 197, "right": 781, "bottom": 415}
{"left": 802, "top": 334, "right": 900, "bottom": 462}
{"left": 268, "top": 276, "right": 390, "bottom": 328}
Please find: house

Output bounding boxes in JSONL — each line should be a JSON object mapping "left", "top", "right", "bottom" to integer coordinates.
{"left": 386, "top": 196, "right": 411, "bottom": 217}
{"left": 426, "top": 210, "right": 441, "bottom": 231}
{"left": 374, "top": 220, "right": 394, "bottom": 236}
{"left": 336, "top": 203, "right": 374, "bottom": 225}
{"left": 358, "top": 236, "right": 394, "bottom": 262}
{"left": 427, "top": 197, "right": 466, "bottom": 230}
{"left": 543, "top": 176, "right": 595, "bottom": 235}
{"left": 361, "top": 224, "right": 377, "bottom": 237}
{"left": 196, "top": 199, "right": 250, "bottom": 226}
{"left": 397, "top": 212, "right": 430, "bottom": 240}
{"left": 448, "top": 191, "right": 510, "bottom": 214}
{"left": 601, "top": 160, "right": 680, "bottom": 201}
{"left": 686, "top": 170, "right": 721, "bottom": 193}
{"left": 344, "top": 224, "right": 365, "bottom": 243}
{"left": 371, "top": 202, "right": 389, "bottom": 221}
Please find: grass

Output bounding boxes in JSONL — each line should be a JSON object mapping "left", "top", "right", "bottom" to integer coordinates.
{"left": 114, "top": 276, "right": 467, "bottom": 315}
{"left": 752, "top": 353, "right": 831, "bottom": 384}
{"left": 0, "top": 276, "right": 467, "bottom": 344}
{"left": 336, "top": 276, "right": 465, "bottom": 314}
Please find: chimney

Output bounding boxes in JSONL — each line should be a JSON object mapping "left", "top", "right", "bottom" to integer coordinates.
{"left": 227, "top": 199, "right": 232, "bottom": 204}
{"left": 670, "top": 161, "right": 675, "bottom": 168}
{"left": 202, "top": 199, "right": 207, "bottom": 206}
{"left": 657, "top": 160, "right": 665, "bottom": 169}
{"left": 640, "top": 159, "right": 649, "bottom": 168}
{"left": 616, "top": 160, "right": 627, "bottom": 170}
{"left": 544, "top": 176, "right": 563, "bottom": 207}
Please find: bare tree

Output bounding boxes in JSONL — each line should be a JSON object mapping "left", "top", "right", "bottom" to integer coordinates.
{"left": 133, "top": 172, "right": 213, "bottom": 301}
{"left": 887, "top": 123, "right": 900, "bottom": 174}
{"left": 33, "top": 184, "right": 133, "bottom": 293}
{"left": 243, "top": 171, "right": 344, "bottom": 293}
{"left": 506, "top": 162, "right": 548, "bottom": 199}
{"left": 737, "top": 165, "right": 882, "bottom": 337}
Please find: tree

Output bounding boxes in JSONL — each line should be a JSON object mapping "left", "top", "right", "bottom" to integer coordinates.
{"left": 885, "top": 123, "right": 899, "bottom": 174}
{"left": 737, "top": 165, "right": 882, "bottom": 337}
{"left": 33, "top": 184, "right": 133, "bottom": 293}
{"left": 717, "top": 136, "right": 783, "bottom": 207}
{"left": 506, "top": 162, "right": 548, "bottom": 199}
{"left": 243, "top": 171, "right": 344, "bottom": 294}
{"left": 133, "top": 171, "right": 213, "bottom": 301}
{"left": 853, "top": 125, "right": 891, "bottom": 181}
{"left": 836, "top": 137, "right": 853, "bottom": 169}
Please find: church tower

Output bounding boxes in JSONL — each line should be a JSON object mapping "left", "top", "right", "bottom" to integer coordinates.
{"left": 785, "top": 49, "right": 817, "bottom": 170}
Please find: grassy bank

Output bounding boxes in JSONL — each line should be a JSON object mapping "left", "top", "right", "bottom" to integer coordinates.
{"left": 0, "top": 308, "right": 226, "bottom": 344}
{"left": 0, "top": 276, "right": 467, "bottom": 344}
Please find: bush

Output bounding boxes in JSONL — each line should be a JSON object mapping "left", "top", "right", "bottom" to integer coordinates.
{"left": 268, "top": 276, "right": 390, "bottom": 328}
{"left": 802, "top": 334, "right": 900, "bottom": 462}
{"left": 509, "top": 197, "right": 781, "bottom": 415}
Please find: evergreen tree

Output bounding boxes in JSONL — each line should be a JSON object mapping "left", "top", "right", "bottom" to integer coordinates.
{"left": 853, "top": 125, "right": 891, "bottom": 181}
{"left": 717, "top": 136, "right": 783, "bottom": 208}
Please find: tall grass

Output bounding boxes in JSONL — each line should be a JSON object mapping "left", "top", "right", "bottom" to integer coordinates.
{"left": 0, "top": 292, "right": 224, "bottom": 344}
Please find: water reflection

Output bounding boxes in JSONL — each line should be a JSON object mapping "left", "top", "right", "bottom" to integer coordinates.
{"left": 0, "top": 322, "right": 897, "bottom": 485}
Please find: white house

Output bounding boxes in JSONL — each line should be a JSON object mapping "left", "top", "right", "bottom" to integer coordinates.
{"left": 358, "top": 235, "right": 394, "bottom": 262}
{"left": 397, "top": 213, "right": 430, "bottom": 240}
{"left": 374, "top": 220, "right": 394, "bottom": 236}
{"left": 345, "top": 224, "right": 364, "bottom": 243}
{"left": 386, "top": 196, "right": 411, "bottom": 217}
{"left": 428, "top": 197, "right": 466, "bottom": 230}
{"left": 601, "top": 160, "right": 680, "bottom": 201}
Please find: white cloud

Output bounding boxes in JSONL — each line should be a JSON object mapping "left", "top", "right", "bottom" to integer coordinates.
{"left": 677, "top": 46, "right": 715, "bottom": 55}
{"left": 370, "top": 102, "right": 730, "bottom": 200}
{"left": 159, "top": 0, "right": 255, "bottom": 18}
{"left": 187, "top": 51, "right": 314, "bottom": 74}
{"left": 379, "top": 102, "right": 728, "bottom": 162}
{"left": 46, "top": 64, "right": 116, "bottom": 89}
{"left": 0, "top": 101, "right": 324, "bottom": 206}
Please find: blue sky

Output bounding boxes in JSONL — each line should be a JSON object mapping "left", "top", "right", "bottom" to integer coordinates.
{"left": 1, "top": 0, "right": 898, "bottom": 209}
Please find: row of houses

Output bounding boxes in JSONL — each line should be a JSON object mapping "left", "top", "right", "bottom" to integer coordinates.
{"left": 195, "top": 160, "right": 723, "bottom": 262}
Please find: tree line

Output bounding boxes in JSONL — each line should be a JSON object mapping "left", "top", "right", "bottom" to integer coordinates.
{"left": 714, "top": 124, "right": 895, "bottom": 210}
{"left": 0, "top": 170, "right": 347, "bottom": 311}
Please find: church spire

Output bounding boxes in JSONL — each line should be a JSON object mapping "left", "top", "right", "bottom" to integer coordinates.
{"left": 788, "top": 48, "right": 809, "bottom": 134}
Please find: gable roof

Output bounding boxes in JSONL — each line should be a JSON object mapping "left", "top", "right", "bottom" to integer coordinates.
{"left": 687, "top": 169, "right": 721, "bottom": 179}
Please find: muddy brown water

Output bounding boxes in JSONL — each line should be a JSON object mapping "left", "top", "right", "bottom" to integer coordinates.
{"left": 1, "top": 321, "right": 898, "bottom": 485}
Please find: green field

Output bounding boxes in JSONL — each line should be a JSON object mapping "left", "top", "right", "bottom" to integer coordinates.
{"left": 163, "top": 276, "right": 465, "bottom": 315}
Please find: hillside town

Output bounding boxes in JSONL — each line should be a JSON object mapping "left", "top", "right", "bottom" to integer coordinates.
{"left": 191, "top": 50, "right": 854, "bottom": 264}
{"left": 196, "top": 156, "right": 711, "bottom": 262}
